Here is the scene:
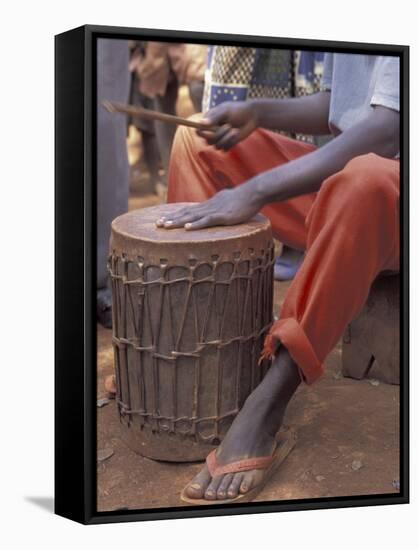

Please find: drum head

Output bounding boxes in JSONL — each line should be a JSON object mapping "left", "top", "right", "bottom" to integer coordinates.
{"left": 111, "top": 203, "right": 272, "bottom": 263}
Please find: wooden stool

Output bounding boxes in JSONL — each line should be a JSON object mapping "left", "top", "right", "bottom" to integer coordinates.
{"left": 342, "top": 274, "right": 400, "bottom": 385}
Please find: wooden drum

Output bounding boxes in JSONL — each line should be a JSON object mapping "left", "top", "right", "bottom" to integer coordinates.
{"left": 108, "top": 203, "right": 274, "bottom": 462}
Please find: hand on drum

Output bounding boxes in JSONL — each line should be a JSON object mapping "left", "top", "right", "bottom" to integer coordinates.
{"left": 155, "top": 188, "right": 264, "bottom": 231}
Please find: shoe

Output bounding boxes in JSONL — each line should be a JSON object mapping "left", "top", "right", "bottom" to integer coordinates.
{"left": 274, "top": 250, "right": 304, "bottom": 281}
{"left": 180, "top": 428, "right": 297, "bottom": 505}
{"left": 97, "top": 288, "right": 112, "bottom": 329}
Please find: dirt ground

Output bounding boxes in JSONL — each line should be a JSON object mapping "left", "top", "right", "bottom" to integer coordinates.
{"left": 97, "top": 274, "right": 400, "bottom": 512}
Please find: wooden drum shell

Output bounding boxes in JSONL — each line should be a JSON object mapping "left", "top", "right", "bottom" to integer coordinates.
{"left": 109, "top": 204, "right": 274, "bottom": 461}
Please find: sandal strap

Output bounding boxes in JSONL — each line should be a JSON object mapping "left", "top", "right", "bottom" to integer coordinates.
{"left": 206, "top": 449, "right": 275, "bottom": 477}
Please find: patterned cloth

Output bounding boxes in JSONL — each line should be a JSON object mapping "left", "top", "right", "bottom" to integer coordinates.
{"left": 202, "top": 47, "right": 325, "bottom": 142}
{"left": 294, "top": 51, "right": 325, "bottom": 97}
{"left": 203, "top": 47, "right": 293, "bottom": 110}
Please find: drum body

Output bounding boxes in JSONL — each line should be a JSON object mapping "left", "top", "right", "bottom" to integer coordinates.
{"left": 109, "top": 203, "right": 274, "bottom": 461}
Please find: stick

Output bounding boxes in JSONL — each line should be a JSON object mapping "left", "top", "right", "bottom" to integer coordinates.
{"left": 102, "top": 100, "right": 218, "bottom": 131}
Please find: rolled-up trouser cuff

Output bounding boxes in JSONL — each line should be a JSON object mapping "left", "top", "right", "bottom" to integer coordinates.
{"left": 260, "top": 318, "right": 324, "bottom": 385}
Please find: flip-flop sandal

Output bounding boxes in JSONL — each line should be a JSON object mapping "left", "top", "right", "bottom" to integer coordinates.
{"left": 180, "top": 428, "right": 297, "bottom": 505}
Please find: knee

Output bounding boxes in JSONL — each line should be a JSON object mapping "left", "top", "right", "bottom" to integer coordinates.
{"left": 171, "top": 114, "right": 203, "bottom": 157}
{"left": 344, "top": 153, "right": 383, "bottom": 183}
{"left": 324, "top": 153, "right": 395, "bottom": 208}
{"left": 172, "top": 121, "right": 195, "bottom": 151}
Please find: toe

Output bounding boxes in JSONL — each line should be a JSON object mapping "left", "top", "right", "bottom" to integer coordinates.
{"left": 227, "top": 473, "right": 244, "bottom": 499}
{"left": 216, "top": 473, "right": 234, "bottom": 499}
{"left": 184, "top": 465, "right": 212, "bottom": 499}
{"left": 240, "top": 469, "right": 264, "bottom": 494}
{"left": 204, "top": 475, "right": 223, "bottom": 500}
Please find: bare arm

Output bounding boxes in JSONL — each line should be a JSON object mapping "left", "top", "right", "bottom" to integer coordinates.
{"left": 157, "top": 105, "right": 399, "bottom": 230}
{"left": 251, "top": 105, "right": 399, "bottom": 204}
{"left": 198, "top": 92, "right": 331, "bottom": 151}
{"left": 251, "top": 91, "right": 332, "bottom": 136}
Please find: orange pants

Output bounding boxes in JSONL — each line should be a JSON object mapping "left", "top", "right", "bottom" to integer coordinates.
{"left": 167, "top": 127, "right": 400, "bottom": 384}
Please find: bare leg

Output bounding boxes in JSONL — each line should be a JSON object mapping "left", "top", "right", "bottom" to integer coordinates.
{"left": 184, "top": 346, "right": 301, "bottom": 500}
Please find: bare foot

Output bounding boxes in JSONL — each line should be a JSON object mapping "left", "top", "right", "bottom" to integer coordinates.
{"left": 184, "top": 347, "right": 301, "bottom": 500}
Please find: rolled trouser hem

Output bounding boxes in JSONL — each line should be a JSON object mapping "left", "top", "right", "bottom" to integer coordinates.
{"left": 260, "top": 318, "right": 324, "bottom": 385}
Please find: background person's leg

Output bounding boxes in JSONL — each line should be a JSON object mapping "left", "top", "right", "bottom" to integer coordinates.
{"left": 188, "top": 80, "right": 205, "bottom": 113}
{"left": 97, "top": 39, "right": 130, "bottom": 327}
{"left": 129, "top": 74, "right": 163, "bottom": 192}
{"left": 152, "top": 71, "right": 179, "bottom": 172}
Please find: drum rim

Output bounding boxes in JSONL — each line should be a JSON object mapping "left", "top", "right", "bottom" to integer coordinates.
{"left": 111, "top": 203, "right": 272, "bottom": 246}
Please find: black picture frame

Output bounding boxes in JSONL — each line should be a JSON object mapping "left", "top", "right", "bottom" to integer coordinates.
{"left": 55, "top": 24, "right": 409, "bottom": 525}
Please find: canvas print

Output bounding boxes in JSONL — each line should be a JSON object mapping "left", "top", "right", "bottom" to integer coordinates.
{"left": 94, "top": 37, "right": 401, "bottom": 513}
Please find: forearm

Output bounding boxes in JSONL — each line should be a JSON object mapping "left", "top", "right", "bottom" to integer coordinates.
{"left": 250, "top": 91, "right": 332, "bottom": 136}
{"left": 246, "top": 106, "right": 399, "bottom": 205}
